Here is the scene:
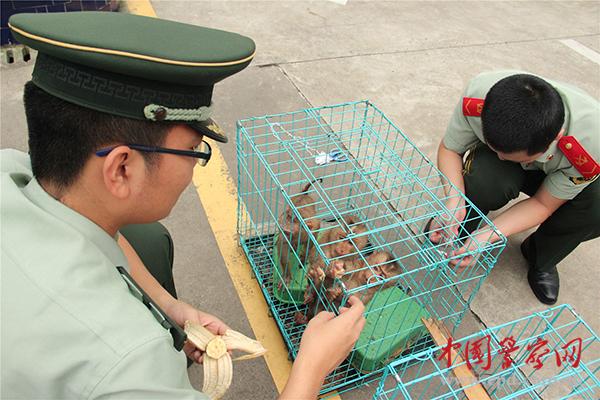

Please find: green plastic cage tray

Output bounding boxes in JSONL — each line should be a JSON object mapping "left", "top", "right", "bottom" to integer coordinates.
{"left": 351, "top": 286, "right": 431, "bottom": 373}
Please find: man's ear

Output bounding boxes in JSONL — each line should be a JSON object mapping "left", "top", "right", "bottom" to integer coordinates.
{"left": 555, "top": 128, "right": 566, "bottom": 141}
{"left": 101, "top": 146, "right": 137, "bottom": 199}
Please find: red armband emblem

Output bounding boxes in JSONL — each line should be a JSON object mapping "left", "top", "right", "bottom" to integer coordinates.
{"left": 462, "top": 97, "right": 484, "bottom": 117}
{"left": 558, "top": 136, "right": 600, "bottom": 179}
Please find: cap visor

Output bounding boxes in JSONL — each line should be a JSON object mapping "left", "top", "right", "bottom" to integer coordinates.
{"left": 188, "top": 118, "right": 228, "bottom": 143}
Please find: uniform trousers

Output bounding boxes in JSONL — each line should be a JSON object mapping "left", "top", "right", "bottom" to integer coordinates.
{"left": 119, "top": 222, "right": 177, "bottom": 298}
{"left": 461, "top": 145, "right": 600, "bottom": 272}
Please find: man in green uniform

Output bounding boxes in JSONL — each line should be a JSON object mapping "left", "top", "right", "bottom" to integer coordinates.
{"left": 1, "top": 12, "right": 365, "bottom": 399}
{"left": 431, "top": 70, "right": 599, "bottom": 305}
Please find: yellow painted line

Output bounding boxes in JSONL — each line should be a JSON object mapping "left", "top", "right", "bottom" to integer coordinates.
{"left": 192, "top": 148, "right": 294, "bottom": 392}
{"left": 126, "top": 1, "right": 340, "bottom": 397}
{"left": 122, "top": 0, "right": 156, "bottom": 17}
{"left": 193, "top": 148, "right": 342, "bottom": 400}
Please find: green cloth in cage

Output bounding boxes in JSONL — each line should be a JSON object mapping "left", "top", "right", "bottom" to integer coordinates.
{"left": 351, "top": 287, "right": 430, "bottom": 373}
{"left": 271, "top": 232, "right": 309, "bottom": 305}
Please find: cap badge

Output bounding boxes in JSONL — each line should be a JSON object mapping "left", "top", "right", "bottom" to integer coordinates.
{"left": 143, "top": 103, "right": 213, "bottom": 122}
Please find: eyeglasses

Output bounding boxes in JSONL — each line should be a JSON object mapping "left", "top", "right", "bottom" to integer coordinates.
{"left": 95, "top": 140, "right": 212, "bottom": 167}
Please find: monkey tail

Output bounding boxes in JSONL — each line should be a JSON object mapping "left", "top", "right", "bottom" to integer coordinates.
{"left": 300, "top": 177, "right": 323, "bottom": 193}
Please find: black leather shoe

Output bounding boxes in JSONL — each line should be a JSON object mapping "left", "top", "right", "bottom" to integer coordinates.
{"left": 521, "top": 236, "right": 559, "bottom": 305}
{"left": 527, "top": 268, "right": 559, "bottom": 305}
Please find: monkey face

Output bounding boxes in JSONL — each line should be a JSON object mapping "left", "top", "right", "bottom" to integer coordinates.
{"left": 368, "top": 251, "right": 401, "bottom": 280}
{"left": 282, "top": 202, "right": 319, "bottom": 241}
{"left": 327, "top": 216, "right": 368, "bottom": 259}
{"left": 331, "top": 230, "right": 354, "bottom": 257}
{"left": 281, "top": 209, "right": 298, "bottom": 235}
{"left": 375, "top": 261, "right": 401, "bottom": 279}
{"left": 344, "top": 216, "right": 368, "bottom": 254}
{"left": 349, "top": 235, "right": 368, "bottom": 252}
{"left": 303, "top": 206, "right": 320, "bottom": 232}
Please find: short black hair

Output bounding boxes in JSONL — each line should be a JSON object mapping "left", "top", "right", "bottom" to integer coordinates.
{"left": 481, "top": 74, "right": 564, "bottom": 155}
{"left": 23, "top": 81, "right": 175, "bottom": 190}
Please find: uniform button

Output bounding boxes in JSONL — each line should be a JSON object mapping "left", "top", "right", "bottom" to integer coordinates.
{"left": 154, "top": 107, "right": 167, "bottom": 121}
{"left": 565, "top": 143, "right": 573, "bottom": 150}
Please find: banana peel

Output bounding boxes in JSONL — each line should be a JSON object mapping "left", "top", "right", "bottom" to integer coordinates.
{"left": 184, "top": 321, "right": 267, "bottom": 400}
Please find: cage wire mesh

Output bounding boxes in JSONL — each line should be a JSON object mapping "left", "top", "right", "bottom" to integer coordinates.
{"left": 374, "top": 304, "right": 600, "bottom": 400}
{"left": 236, "top": 100, "right": 507, "bottom": 395}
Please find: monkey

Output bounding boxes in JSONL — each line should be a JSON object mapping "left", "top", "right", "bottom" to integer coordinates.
{"left": 337, "top": 250, "right": 402, "bottom": 306}
{"left": 295, "top": 215, "right": 369, "bottom": 324}
{"left": 274, "top": 181, "right": 321, "bottom": 291}
{"left": 295, "top": 250, "right": 401, "bottom": 325}
{"left": 304, "top": 214, "right": 368, "bottom": 303}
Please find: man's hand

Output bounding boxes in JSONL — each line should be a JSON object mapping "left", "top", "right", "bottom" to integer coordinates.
{"left": 279, "top": 296, "right": 366, "bottom": 399}
{"left": 119, "top": 235, "right": 231, "bottom": 363}
{"left": 448, "top": 237, "right": 478, "bottom": 268}
{"left": 165, "top": 300, "right": 230, "bottom": 363}
{"left": 427, "top": 199, "right": 466, "bottom": 244}
{"left": 448, "top": 186, "right": 567, "bottom": 268}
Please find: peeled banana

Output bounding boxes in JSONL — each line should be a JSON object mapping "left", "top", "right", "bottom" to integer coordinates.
{"left": 184, "top": 321, "right": 267, "bottom": 400}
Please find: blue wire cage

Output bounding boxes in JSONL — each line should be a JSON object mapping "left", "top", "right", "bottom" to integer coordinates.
{"left": 374, "top": 304, "right": 599, "bottom": 400}
{"left": 236, "top": 100, "right": 507, "bottom": 395}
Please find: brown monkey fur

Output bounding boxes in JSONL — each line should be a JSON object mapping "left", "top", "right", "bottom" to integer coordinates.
{"left": 274, "top": 181, "right": 321, "bottom": 290}
{"left": 295, "top": 215, "right": 369, "bottom": 324}
{"left": 295, "top": 250, "right": 402, "bottom": 325}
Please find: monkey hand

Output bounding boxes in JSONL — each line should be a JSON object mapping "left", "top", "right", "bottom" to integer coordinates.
{"left": 325, "top": 286, "right": 343, "bottom": 302}
{"left": 303, "top": 286, "right": 315, "bottom": 304}
{"left": 307, "top": 265, "right": 325, "bottom": 283}
{"left": 326, "top": 260, "right": 345, "bottom": 279}
{"left": 294, "top": 311, "right": 309, "bottom": 325}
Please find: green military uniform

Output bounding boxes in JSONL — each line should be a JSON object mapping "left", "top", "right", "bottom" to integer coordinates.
{"left": 1, "top": 11, "right": 255, "bottom": 399}
{"left": 443, "top": 70, "right": 600, "bottom": 272}
{"left": 1, "top": 150, "right": 204, "bottom": 399}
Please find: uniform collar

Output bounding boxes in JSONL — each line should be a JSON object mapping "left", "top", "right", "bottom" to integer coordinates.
{"left": 22, "top": 178, "right": 128, "bottom": 269}
{"left": 533, "top": 91, "right": 571, "bottom": 164}
{"left": 534, "top": 140, "right": 559, "bottom": 163}
{"left": 558, "top": 88, "right": 572, "bottom": 135}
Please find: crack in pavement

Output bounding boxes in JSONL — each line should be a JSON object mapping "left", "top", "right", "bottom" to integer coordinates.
{"left": 256, "top": 32, "right": 599, "bottom": 68}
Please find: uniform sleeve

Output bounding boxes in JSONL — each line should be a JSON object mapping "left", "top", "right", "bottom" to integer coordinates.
{"left": 542, "top": 169, "right": 594, "bottom": 200}
{"left": 442, "top": 97, "right": 482, "bottom": 154}
{"left": 89, "top": 337, "right": 208, "bottom": 400}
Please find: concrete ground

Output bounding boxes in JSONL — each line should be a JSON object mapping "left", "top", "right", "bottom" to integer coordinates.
{"left": 1, "top": 1, "right": 598, "bottom": 399}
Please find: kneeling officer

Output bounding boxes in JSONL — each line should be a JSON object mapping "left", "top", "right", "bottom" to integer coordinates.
{"left": 432, "top": 71, "right": 599, "bottom": 305}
